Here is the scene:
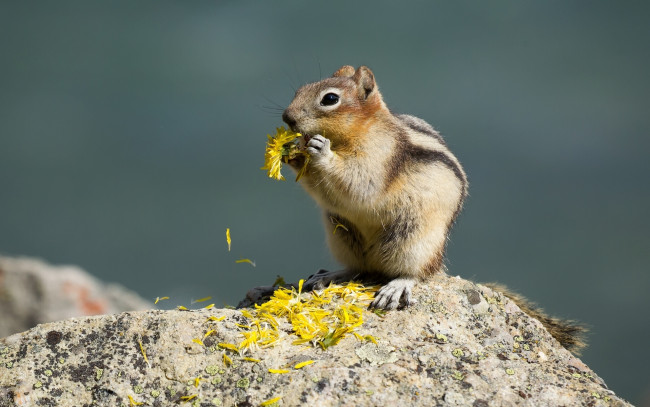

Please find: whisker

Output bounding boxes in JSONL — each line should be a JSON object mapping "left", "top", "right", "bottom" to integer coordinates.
{"left": 261, "top": 96, "right": 285, "bottom": 110}
{"left": 258, "top": 105, "right": 284, "bottom": 112}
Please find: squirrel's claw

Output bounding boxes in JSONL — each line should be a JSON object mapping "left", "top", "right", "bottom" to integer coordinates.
{"left": 370, "top": 278, "right": 416, "bottom": 310}
{"left": 305, "top": 134, "right": 333, "bottom": 161}
{"left": 303, "top": 268, "right": 355, "bottom": 291}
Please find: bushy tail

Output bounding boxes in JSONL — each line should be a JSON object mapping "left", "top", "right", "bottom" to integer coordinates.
{"left": 483, "top": 283, "right": 588, "bottom": 355}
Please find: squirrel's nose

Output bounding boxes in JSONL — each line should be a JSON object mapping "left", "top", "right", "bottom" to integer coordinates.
{"left": 282, "top": 110, "right": 297, "bottom": 130}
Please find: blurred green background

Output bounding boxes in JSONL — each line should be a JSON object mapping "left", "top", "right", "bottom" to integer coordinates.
{"left": 1, "top": 1, "right": 648, "bottom": 404}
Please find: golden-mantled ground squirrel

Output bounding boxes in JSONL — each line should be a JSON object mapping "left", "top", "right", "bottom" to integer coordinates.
{"left": 283, "top": 65, "right": 466, "bottom": 310}
{"left": 282, "top": 65, "right": 585, "bottom": 352}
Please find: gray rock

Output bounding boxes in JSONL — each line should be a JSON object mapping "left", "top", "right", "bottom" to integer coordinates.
{"left": 0, "top": 255, "right": 151, "bottom": 338}
{"left": 0, "top": 273, "right": 630, "bottom": 406}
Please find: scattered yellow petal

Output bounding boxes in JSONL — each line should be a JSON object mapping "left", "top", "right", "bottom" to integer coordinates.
{"left": 154, "top": 296, "right": 169, "bottom": 305}
{"left": 218, "top": 343, "right": 239, "bottom": 352}
{"left": 203, "top": 330, "right": 216, "bottom": 339}
{"left": 236, "top": 258, "right": 256, "bottom": 267}
{"left": 192, "top": 296, "right": 212, "bottom": 304}
{"left": 236, "top": 282, "right": 380, "bottom": 353}
{"left": 294, "top": 360, "right": 315, "bottom": 369}
{"left": 128, "top": 395, "right": 144, "bottom": 406}
{"left": 207, "top": 316, "right": 226, "bottom": 322}
{"left": 333, "top": 223, "right": 349, "bottom": 234}
{"left": 226, "top": 228, "right": 232, "bottom": 251}
{"left": 192, "top": 338, "right": 204, "bottom": 346}
{"left": 194, "top": 377, "right": 202, "bottom": 387}
{"left": 268, "top": 369, "right": 290, "bottom": 374}
{"left": 243, "top": 357, "right": 261, "bottom": 363}
{"left": 223, "top": 353, "right": 232, "bottom": 367}
{"left": 180, "top": 394, "right": 197, "bottom": 401}
{"left": 177, "top": 306, "right": 189, "bottom": 311}
{"left": 260, "top": 396, "right": 282, "bottom": 406}
{"left": 204, "top": 303, "right": 215, "bottom": 310}
{"left": 364, "top": 335, "right": 378, "bottom": 344}
{"left": 137, "top": 339, "right": 149, "bottom": 367}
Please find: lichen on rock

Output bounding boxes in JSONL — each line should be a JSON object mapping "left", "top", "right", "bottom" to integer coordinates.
{"left": 0, "top": 273, "right": 631, "bottom": 406}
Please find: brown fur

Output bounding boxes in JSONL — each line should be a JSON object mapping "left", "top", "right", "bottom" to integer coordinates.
{"left": 283, "top": 65, "right": 466, "bottom": 279}
{"left": 281, "top": 65, "right": 585, "bottom": 350}
{"left": 484, "top": 283, "right": 587, "bottom": 354}
{"left": 423, "top": 252, "right": 444, "bottom": 276}
{"left": 333, "top": 65, "right": 355, "bottom": 77}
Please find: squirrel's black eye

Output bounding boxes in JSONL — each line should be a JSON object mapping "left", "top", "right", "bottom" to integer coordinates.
{"left": 320, "top": 93, "right": 340, "bottom": 106}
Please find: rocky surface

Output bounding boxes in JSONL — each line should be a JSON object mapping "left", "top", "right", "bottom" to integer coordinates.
{"left": 0, "top": 272, "right": 630, "bottom": 407}
{"left": 0, "top": 255, "right": 151, "bottom": 338}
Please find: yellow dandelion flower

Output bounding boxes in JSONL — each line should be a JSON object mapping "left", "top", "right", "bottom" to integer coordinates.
{"left": 261, "top": 126, "right": 308, "bottom": 181}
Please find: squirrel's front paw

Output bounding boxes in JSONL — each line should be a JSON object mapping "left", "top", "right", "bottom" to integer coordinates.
{"left": 305, "top": 134, "right": 333, "bottom": 162}
{"left": 370, "top": 277, "right": 416, "bottom": 310}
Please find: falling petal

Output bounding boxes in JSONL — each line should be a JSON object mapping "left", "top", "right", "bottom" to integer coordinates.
{"left": 236, "top": 258, "right": 256, "bottom": 267}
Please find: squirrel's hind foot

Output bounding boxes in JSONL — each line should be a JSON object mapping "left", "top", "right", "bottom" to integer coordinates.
{"left": 303, "top": 268, "right": 358, "bottom": 291}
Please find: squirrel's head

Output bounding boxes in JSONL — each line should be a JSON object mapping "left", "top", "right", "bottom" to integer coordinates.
{"left": 282, "top": 65, "right": 387, "bottom": 149}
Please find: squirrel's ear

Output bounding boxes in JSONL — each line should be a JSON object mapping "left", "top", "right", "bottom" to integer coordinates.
{"left": 352, "top": 66, "right": 376, "bottom": 100}
{"left": 332, "top": 65, "right": 355, "bottom": 77}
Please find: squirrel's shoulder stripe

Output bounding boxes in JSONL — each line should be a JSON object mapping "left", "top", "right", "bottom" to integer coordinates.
{"left": 397, "top": 114, "right": 447, "bottom": 145}
{"left": 385, "top": 129, "right": 466, "bottom": 191}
